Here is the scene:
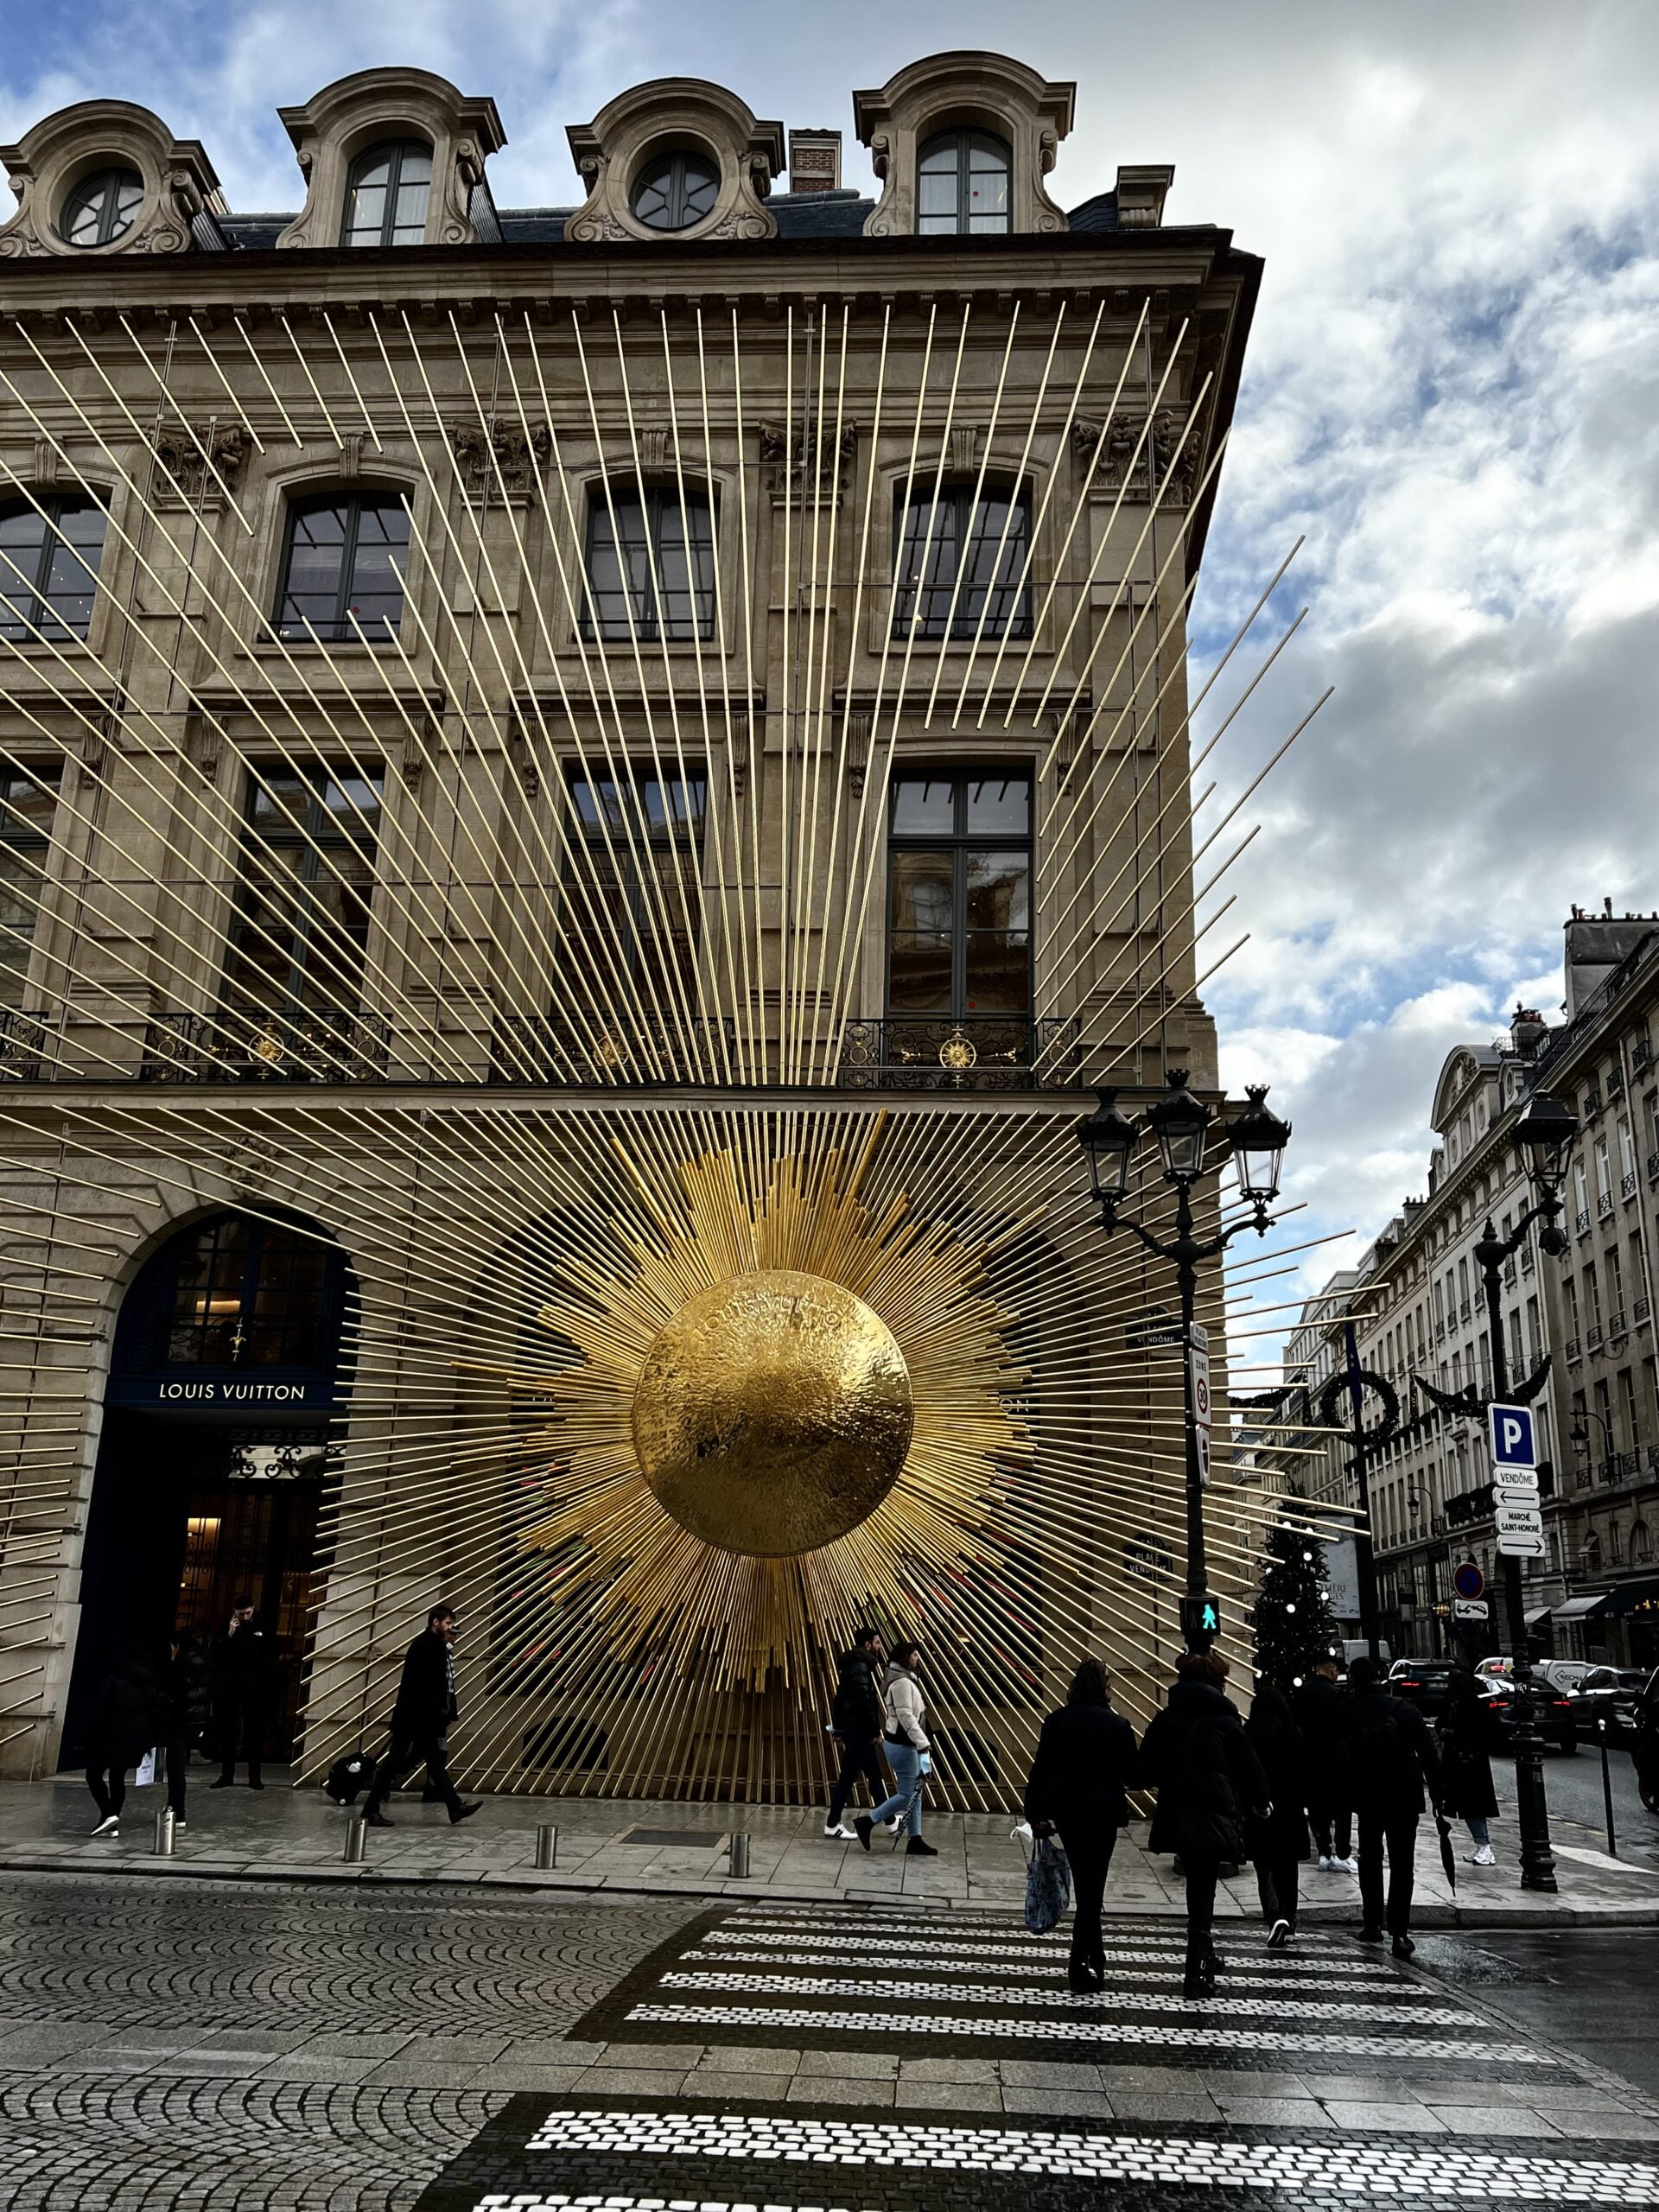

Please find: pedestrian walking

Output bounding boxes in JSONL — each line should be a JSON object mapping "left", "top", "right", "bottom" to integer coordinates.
{"left": 1246, "top": 1680, "right": 1311, "bottom": 1947}
{"left": 1438, "top": 1662, "right": 1499, "bottom": 1866}
{"left": 84, "top": 1649, "right": 161, "bottom": 1838}
{"left": 1294, "top": 1656, "right": 1355, "bottom": 1872}
{"left": 162, "top": 1630, "right": 211, "bottom": 1825}
{"left": 823, "top": 1624, "right": 892, "bottom": 1839}
{"left": 210, "top": 1604, "right": 274, "bottom": 1789}
{"left": 362, "top": 1605, "right": 481, "bottom": 1828}
{"left": 1139, "top": 1649, "right": 1270, "bottom": 1999}
{"left": 1339, "top": 1654, "right": 1442, "bottom": 1957}
{"left": 1022, "top": 1657, "right": 1138, "bottom": 1993}
{"left": 855, "top": 1638, "right": 936, "bottom": 1856}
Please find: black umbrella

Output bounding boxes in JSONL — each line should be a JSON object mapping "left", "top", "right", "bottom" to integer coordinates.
{"left": 1433, "top": 1806, "right": 1457, "bottom": 1892}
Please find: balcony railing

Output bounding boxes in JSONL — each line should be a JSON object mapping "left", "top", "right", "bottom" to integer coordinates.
{"left": 488, "top": 1013, "right": 738, "bottom": 1085}
{"left": 1607, "top": 1067, "right": 1625, "bottom": 1099}
{"left": 1566, "top": 1335, "right": 1582, "bottom": 1361}
{"left": 837, "top": 1015, "right": 1083, "bottom": 1091}
{"left": 1637, "top": 1295, "right": 1652, "bottom": 1325}
{"left": 1599, "top": 1190, "right": 1617, "bottom": 1218}
{"left": 0, "top": 1009, "right": 48, "bottom": 1081}
{"left": 1588, "top": 1320, "right": 1605, "bottom": 1351}
{"left": 1609, "top": 1307, "right": 1629, "bottom": 1340}
{"left": 141, "top": 1010, "right": 391, "bottom": 1084}
{"left": 1635, "top": 1037, "right": 1653, "bottom": 1071}
{"left": 1503, "top": 1258, "right": 1517, "bottom": 1287}
{"left": 1577, "top": 1207, "right": 1592, "bottom": 1233}
{"left": 1586, "top": 1089, "right": 1603, "bottom": 1116}
{"left": 1521, "top": 1243, "right": 1535, "bottom": 1273}
{"left": 1649, "top": 1149, "right": 1659, "bottom": 1183}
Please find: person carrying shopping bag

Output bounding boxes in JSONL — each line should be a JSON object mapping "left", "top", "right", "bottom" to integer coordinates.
{"left": 855, "top": 1638, "right": 938, "bottom": 1856}
{"left": 1024, "top": 1657, "right": 1138, "bottom": 1992}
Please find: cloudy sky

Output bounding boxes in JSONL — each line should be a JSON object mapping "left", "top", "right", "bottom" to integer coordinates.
{"left": 6, "top": 1, "right": 1657, "bottom": 1354}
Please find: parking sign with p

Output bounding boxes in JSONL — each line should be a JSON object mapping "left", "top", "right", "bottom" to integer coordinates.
{"left": 1489, "top": 1402, "right": 1537, "bottom": 1470}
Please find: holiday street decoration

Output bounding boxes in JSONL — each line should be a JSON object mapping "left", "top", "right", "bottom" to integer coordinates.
{"left": 1249, "top": 1522, "right": 1340, "bottom": 1689}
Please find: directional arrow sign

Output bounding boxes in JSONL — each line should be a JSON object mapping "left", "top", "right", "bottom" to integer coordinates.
{"left": 1496, "top": 1503, "right": 1544, "bottom": 1540}
{"left": 1494, "top": 1478, "right": 1541, "bottom": 1510}
{"left": 1497, "top": 1530, "right": 1548, "bottom": 1560}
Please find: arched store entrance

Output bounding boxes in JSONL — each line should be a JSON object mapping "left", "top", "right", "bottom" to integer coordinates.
{"left": 61, "top": 1210, "right": 353, "bottom": 1769}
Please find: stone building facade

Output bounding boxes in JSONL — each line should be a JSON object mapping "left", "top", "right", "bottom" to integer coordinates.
{"left": 0, "top": 54, "right": 1269, "bottom": 1797}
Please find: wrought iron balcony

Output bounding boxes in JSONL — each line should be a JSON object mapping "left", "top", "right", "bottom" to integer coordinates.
{"left": 1635, "top": 1037, "right": 1653, "bottom": 1071}
{"left": 837, "top": 1015, "right": 1082, "bottom": 1091}
{"left": 0, "top": 1009, "right": 48, "bottom": 1081}
{"left": 1588, "top": 1320, "right": 1605, "bottom": 1351}
{"left": 1637, "top": 1295, "right": 1653, "bottom": 1325}
{"left": 1565, "top": 1335, "right": 1582, "bottom": 1362}
{"left": 1609, "top": 1307, "right": 1629, "bottom": 1340}
{"left": 1607, "top": 1067, "right": 1625, "bottom": 1098}
{"left": 488, "top": 1012, "right": 738, "bottom": 1085}
{"left": 1577, "top": 1207, "right": 1592, "bottom": 1233}
{"left": 1624, "top": 1171, "right": 1639, "bottom": 1198}
{"left": 141, "top": 1009, "right": 391, "bottom": 1084}
{"left": 1599, "top": 1190, "right": 1617, "bottom": 1218}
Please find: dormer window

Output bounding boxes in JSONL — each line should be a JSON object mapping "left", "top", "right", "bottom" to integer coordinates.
{"left": 917, "top": 130, "right": 1011, "bottom": 236}
{"left": 340, "top": 139, "right": 433, "bottom": 248}
{"left": 630, "top": 148, "right": 721, "bottom": 233}
{"left": 60, "top": 167, "right": 143, "bottom": 248}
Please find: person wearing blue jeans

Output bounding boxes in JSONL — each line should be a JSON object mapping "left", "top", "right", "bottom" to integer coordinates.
{"left": 855, "top": 1639, "right": 938, "bottom": 1856}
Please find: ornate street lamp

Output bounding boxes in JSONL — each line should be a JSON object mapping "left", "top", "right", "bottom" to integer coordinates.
{"left": 1078, "top": 1071, "right": 1291, "bottom": 1649}
{"left": 1514, "top": 1090, "right": 1576, "bottom": 1256}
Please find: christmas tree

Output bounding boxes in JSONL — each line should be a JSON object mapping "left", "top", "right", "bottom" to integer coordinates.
{"left": 1249, "top": 1522, "right": 1341, "bottom": 1689}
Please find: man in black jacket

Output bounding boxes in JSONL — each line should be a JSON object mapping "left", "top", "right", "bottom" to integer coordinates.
{"left": 823, "top": 1625, "right": 889, "bottom": 1840}
{"left": 1340, "top": 1655, "right": 1442, "bottom": 1957}
{"left": 1294, "top": 1657, "right": 1356, "bottom": 1872}
{"left": 210, "top": 1605, "right": 274, "bottom": 1790}
{"left": 363, "top": 1606, "right": 481, "bottom": 1828}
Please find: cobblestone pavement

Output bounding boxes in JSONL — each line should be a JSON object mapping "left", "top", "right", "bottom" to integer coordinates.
{"left": 3, "top": 1871, "right": 1659, "bottom": 2212}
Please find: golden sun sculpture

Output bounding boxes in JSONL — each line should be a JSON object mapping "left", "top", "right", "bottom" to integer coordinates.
{"left": 516, "top": 1118, "right": 1029, "bottom": 1690}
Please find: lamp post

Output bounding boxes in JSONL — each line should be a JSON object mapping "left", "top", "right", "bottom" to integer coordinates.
{"left": 1472, "top": 1088, "right": 1578, "bottom": 1894}
{"left": 1569, "top": 1405, "right": 1611, "bottom": 1476}
{"left": 1078, "top": 1074, "right": 1291, "bottom": 1649}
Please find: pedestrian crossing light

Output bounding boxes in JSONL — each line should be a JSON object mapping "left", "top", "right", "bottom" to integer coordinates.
{"left": 1180, "top": 1592, "right": 1221, "bottom": 1647}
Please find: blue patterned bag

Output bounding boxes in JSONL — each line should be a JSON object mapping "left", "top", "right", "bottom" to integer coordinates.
{"left": 1024, "top": 1834, "right": 1071, "bottom": 1933}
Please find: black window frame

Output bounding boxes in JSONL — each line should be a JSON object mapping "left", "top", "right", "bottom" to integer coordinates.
{"left": 582, "top": 480, "right": 718, "bottom": 645}
{"left": 159, "top": 1211, "right": 342, "bottom": 1371}
{"left": 340, "top": 137, "right": 435, "bottom": 249}
{"left": 0, "top": 493, "right": 109, "bottom": 643}
{"left": 891, "top": 480, "right": 1033, "bottom": 642}
{"left": 885, "top": 769, "right": 1033, "bottom": 1020}
{"left": 60, "top": 166, "right": 144, "bottom": 248}
{"left": 630, "top": 148, "right": 721, "bottom": 232}
{"left": 0, "top": 760, "right": 64, "bottom": 1011}
{"left": 271, "top": 491, "right": 410, "bottom": 645}
{"left": 221, "top": 761, "right": 385, "bottom": 1015}
{"left": 566, "top": 760, "right": 707, "bottom": 994}
{"left": 916, "top": 128, "right": 1013, "bottom": 237}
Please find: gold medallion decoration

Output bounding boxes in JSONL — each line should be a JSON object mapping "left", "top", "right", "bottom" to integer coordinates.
{"left": 631, "top": 1268, "right": 915, "bottom": 1556}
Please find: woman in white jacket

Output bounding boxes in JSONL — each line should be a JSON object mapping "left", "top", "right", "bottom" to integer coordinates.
{"left": 855, "top": 1641, "right": 938, "bottom": 1856}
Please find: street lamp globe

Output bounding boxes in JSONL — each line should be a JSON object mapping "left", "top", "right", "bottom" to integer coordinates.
{"left": 1076, "top": 1088, "right": 1140, "bottom": 1207}
{"left": 1515, "top": 1090, "right": 1577, "bottom": 1196}
{"left": 1145, "top": 1071, "right": 1213, "bottom": 1184}
{"left": 1226, "top": 1083, "right": 1292, "bottom": 1207}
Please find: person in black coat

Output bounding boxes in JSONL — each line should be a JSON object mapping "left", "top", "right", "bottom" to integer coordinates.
{"left": 1023, "top": 1657, "right": 1139, "bottom": 1993}
{"left": 1339, "top": 1654, "right": 1442, "bottom": 1956}
{"left": 824, "top": 1625, "right": 890, "bottom": 1839}
{"left": 1438, "top": 1663, "right": 1499, "bottom": 1866}
{"left": 1246, "top": 1681, "right": 1311, "bottom": 1945}
{"left": 211, "top": 1604, "right": 275, "bottom": 1789}
{"left": 162, "top": 1631, "right": 212, "bottom": 1823}
{"left": 1293, "top": 1658, "right": 1354, "bottom": 1870}
{"left": 84, "top": 1650, "right": 161, "bottom": 1837}
{"left": 1139, "top": 1649, "right": 1270, "bottom": 1998}
{"left": 363, "top": 1605, "right": 480, "bottom": 1827}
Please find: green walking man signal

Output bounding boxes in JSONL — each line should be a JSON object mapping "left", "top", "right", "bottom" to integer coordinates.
{"left": 1180, "top": 1592, "right": 1222, "bottom": 1646}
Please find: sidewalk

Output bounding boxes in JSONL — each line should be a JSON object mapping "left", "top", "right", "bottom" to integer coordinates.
{"left": 5, "top": 1769, "right": 1659, "bottom": 1925}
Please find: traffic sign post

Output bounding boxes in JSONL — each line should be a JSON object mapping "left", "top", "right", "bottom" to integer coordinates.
{"left": 1489, "top": 1403, "right": 1538, "bottom": 1471}
{"left": 1452, "top": 1598, "right": 1490, "bottom": 1622}
{"left": 1190, "top": 1324, "right": 1211, "bottom": 1491}
{"left": 1452, "top": 1562, "right": 1485, "bottom": 1602}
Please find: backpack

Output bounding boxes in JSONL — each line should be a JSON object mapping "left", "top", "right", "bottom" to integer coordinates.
{"left": 1025, "top": 1835, "right": 1071, "bottom": 1934}
{"left": 324, "top": 1751, "right": 377, "bottom": 1805}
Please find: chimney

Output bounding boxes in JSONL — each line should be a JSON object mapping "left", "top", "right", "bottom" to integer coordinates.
{"left": 787, "top": 129, "right": 841, "bottom": 194}
{"left": 1510, "top": 1005, "right": 1548, "bottom": 1058}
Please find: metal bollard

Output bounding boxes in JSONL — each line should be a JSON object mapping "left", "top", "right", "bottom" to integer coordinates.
{"left": 344, "top": 1815, "right": 367, "bottom": 1864}
{"left": 1601, "top": 1735, "right": 1619, "bottom": 1859}
{"left": 534, "top": 1822, "right": 558, "bottom": 1870}
{"left": 152, "top": 1807, "right": 175, "bottom": 1857}
{"left": 728, "top": 1831, "right": 751, "bottom": 1878}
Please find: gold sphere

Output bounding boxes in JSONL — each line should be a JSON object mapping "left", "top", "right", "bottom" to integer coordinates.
{"left": 631, "top": 1268, "right": 914, "bottom": 1556}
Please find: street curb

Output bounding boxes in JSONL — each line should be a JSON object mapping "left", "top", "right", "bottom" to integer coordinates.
{"left": 3, "top": 1850, "right": 1658, "bottom": 1927}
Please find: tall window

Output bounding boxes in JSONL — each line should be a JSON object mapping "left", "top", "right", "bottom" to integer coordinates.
{"left": 222, "top": 766, "right": 384, "bottom": 1013}
{"left": 887, "top": 772, "right": 1031, "bottom": 1017}
{"left": 583, "top": 484, "right": 715, "bottom": 643}
{"left": 341, "top": 140, "right": 433, "bottom": 247}
{"left": 893, "top": 484, "right": 1030, "bottom": 641}
{"left": 568, "top": 765, "right": 705, "bottom": 997}
{"left": 0, "top": 763, "right": 61, "bottom": 1009}
{"left": 273, "top": 493, "right": 409, "bottom": 643}
{"left": 917, "top": 130, "right": 1011, "bottom": 235}
{"left": 0, "top": 495, "right": 107, "bottom": 641}
{"left": 164, "top": 1214, "right": 334, "bottom": 1368}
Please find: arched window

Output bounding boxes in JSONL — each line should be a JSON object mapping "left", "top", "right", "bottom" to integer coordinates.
{"left": 893, "top": 482, "right": 1031, "bottom": 640}
{"left": 273, "top": 492, "right": 410, "bottom": 643}
{"left": 917, "top": 129, "right": 1011, "bottom": 236}
{"left": 340, "top": 139, "right": 433, "bottom": 248}
{"left": 583, "top": 483, "right": 715, "bottom": 643}
{"left": 0, "top": 495, "right": 107, "bottom": 641}
{"left": 631, "top": 149, "right": 720, "bottom": 232}
{"left": 60, "top": 167, "right": 143, "bottom": 248}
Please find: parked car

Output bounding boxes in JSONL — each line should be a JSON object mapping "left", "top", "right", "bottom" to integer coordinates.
{"left": 1570, "top": 1666, "right": 1648, "bottom": 1739}
{"left": 1476, "top": 1656, "right": 1513, "bottom": 1681}
{"left": 1476, "top": 1678, "right": 1578, "bottom": 1752}
{"left": 1387, "top": 1659, "right": 1459, "bottom": 1718}
{"left": 1535, "top": 1659, "right": 1593, "bottom": 1695}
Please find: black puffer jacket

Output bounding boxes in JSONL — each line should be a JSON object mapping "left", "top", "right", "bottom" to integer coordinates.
{"left": 1245, "top": 1684, "right": 1312, "bottom": 1859}
{"left": 1139, "top": 1679, "right": 1268, "bottom": 1859}
{"left": 1023, "top": 1700, "right": 1139, "bottom": 1831}
{"left": 1339, "top": 1683, "right": 1441, "bottom": 1816}
{"left": 84, "top": 1656, "right": 162, "bottom": 1766}
{"left": 830, "top": 1646, "right": 884, "bottom": 1740}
